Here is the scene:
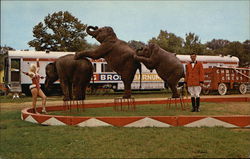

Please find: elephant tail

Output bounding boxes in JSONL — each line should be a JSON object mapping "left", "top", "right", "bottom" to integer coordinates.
{"left": 91, "top": 74, "right": 95, "bottom": 84}
{"left": 137, "top": 62, "right": 142, "bottom": 90}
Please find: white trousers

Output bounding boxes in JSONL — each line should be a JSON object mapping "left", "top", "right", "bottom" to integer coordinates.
{"left": 188, "top": 86, "right": 202, "bottom": 98}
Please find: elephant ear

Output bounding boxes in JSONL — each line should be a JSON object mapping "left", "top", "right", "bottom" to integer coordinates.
{"left": 149, "top": 43, "right": 159, "bottom": 57}
{"left": 136, "top": 47, "right": 143, "bottom": 55}
{"left": 46, "top": 62, "right": 57, "bottom": 75}
{"left": 52, "top": 62, "right": 57, "bottom": 73}
{"left": 106, "top": 27, "right": 117, "bottom": 38}
{"left": 137, "top": 47, "right": 143, "bottom": 51}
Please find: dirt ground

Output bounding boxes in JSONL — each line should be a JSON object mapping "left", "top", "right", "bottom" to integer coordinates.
{"left": 1, "top": 94, "right": 250, "bottom": 111}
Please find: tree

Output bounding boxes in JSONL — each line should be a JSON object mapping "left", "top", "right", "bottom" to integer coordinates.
{"left": 222, "top": 41, "right": 250, "bottom": 67}
{"left": 183, "top": 32, "right": 205, "bottom": 55}
{"left": 128, "top": 40, "right": 146, "bottom": 50}
{"left": 242, "top": 40, "right": 250, "bottom": 67}
{"left": 28, "top": 11, "right": 88, "bottom": 51}
{"left": 148, "top": 30, "right": 184, "bottom": 53}
{"left": 206, "top": 39, "right": 230, "bottom": 50}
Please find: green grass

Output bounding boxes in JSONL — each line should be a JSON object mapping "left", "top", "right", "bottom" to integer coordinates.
{"left": 0, "top": 95, "right": 62, "bottom": 103}
{"left": 1, "top": 110, "right": 250, "bottom": 158}
{"left": 1, "top": 91, "right": 250, "bottom": 158}
{"left": 48, "top": 102, "right": 250, "bottom": 116}
{"left": 0, "top": 90, "right": 170, "bottom": 103}
{"left": 87, "top": 91, "right": 171, "bottom": 100}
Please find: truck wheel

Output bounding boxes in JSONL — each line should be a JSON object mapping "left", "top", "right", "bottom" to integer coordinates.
{"left": 112, "top": 84, "right": 118, "bottom": 91}
{"left": 239, "top": 83, "right": 247, "bottom": 94}
{"left": 218, "top": 83, "right": 227, "bottom": 95}
{"left": 202, "top": 89, "right": 210, "bottom": 95}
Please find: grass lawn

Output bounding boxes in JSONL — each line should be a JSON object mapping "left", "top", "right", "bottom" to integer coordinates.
{"left": 48, "top": 102, "right": 250, "bottom": 116}
{"left": 0, "top": 90, "right": 170, "bottom": 103}
{"left": 1, "top": 93, "right": 250, "bottom": 158}
{"left": 1, "top": 108, "right": 250, "bottom": 158}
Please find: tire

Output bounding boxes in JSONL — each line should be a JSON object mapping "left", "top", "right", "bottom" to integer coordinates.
{"left": 239, "top": 83, "right": 247, "bottom": 95}
{"left": 202, "top": 89, "right": 210, "bottom": 95}
{"left": 218, "top": 83, "right": 227, "bottom": 95}
{"left": 112, "top": 84, "right": 118, "bottom": 91}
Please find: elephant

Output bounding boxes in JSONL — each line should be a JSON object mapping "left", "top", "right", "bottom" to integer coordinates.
{"left": 45, "top": 54, "right": 93, "bottom": 101}
{"left": 74, "top": 25, "right": 141, "bottom": 98}
{"left": 134, "top": 43, "right": 184, "bottom": 98}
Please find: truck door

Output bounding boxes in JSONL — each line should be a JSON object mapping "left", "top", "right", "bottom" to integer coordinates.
{"left": 10, "top": 58, "right": 21, "bottom": 82}
{"left": 8, "top": 58, "right": 22, "bottom": 94}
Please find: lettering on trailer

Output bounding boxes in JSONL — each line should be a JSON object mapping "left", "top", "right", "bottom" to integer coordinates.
{"left": 134, "top": 74, "right": 163, "bottom": 82}
{"left": 93, "top": 74, "right": 121, "bottom": 81}
{"left": 92, "top": 73, "right": 163, "bottom": 82}
{"left": 217, "top": 69, "right": 245, "bottom": 81}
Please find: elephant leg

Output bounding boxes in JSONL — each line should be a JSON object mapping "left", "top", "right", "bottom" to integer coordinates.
{"left": 169, "top": 84, "right": 180, "bottom": 98}
{"left": 72, "top": 79, "right": 86, "bottom": 100}
{"left": 134, "top": 55, "right": 156, "bottom": 69}
{"left": 80, "top": 85, "right": 87, "bottom": 100}
{"left": 166, "top": 74, "right": 181, "bottom": 98}
{"left": 73, "top": 83, "right": 80, "bottom": 100}
{"left": 122, "top": 73, "right": 135, "bottom": 99}
{"left": 68, "top": 83, "right": 73, "bottom": 100}
{"left": 75, "top": 45, "right": 108, "bottom": 60}
{"left": 121, "top": 62, "right": 141, "bottom": 98}
{"left": 60, "top": 80, "right": 71, "bottom": 101}
{"left": 75, "top": 86, "right": 86, "bottom": 100}
{"left": 123, "top": 82, "right": 132, "bottom": 98}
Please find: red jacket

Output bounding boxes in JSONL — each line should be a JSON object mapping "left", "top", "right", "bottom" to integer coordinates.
{"left": 185, "top": 61, "right": 204, "bottom": 86}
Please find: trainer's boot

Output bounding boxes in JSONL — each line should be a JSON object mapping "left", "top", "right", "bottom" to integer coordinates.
{"left": 191, "top": 97, "right": 196, "bottom": 112}
{"left": 196, "top": 97, "right": 200, "bottom": 112}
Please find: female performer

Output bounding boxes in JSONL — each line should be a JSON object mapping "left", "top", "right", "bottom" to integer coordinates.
{"left": 22, "top": 58, "right": 47, "bottom": 114}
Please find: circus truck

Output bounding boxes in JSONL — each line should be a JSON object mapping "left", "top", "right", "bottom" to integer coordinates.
{"left": 179, "top": 55, "right": 249, "bottom": 95}
{"left": 201, "top": 66, "right": 250, "bottom": 95}
{"left": 3, "top": 50, "right": 244, "bottom": 96}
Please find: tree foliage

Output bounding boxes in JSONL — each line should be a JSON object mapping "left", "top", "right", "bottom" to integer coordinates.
{"left": 206, "top": 39, "right": 230, "bottom": 50}
{"left": 128, "top": 40, "right": 146, "bottom": 50}
{"left": 28, "top": 11, "right": 88, "bottom": 51}
{"left": 148, "top": 30, "right": 183, "bottom": 53}
{"left": 221, "top": 41, "right": 250, "bottom": 67}
{"left": 183, "top": 32, "right": 205, "bottom": 55}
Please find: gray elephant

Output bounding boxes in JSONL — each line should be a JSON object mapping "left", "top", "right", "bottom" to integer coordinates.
{"left": 74, "top": 26, "right": 141, "bottom": 98}
{"left": 45, "top": 54, "right": 93, "bottom": 101}
{"left": 134, "top": 43, "right": 184, "bottom": 98}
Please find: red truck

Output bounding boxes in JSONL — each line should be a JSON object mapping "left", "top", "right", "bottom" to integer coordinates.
{"left": 202, "top": 66, "right": 250, "bottom": 95}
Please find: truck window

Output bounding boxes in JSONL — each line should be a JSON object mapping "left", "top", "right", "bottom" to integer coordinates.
{"left": 10, "top": 59, "right": 20, "bottom": 82}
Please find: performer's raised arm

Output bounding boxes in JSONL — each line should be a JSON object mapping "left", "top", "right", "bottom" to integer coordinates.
{"left": 36, "top": 58, "right": 40, "bottom": 73}
{"left": 22, "top": 71, "right": 35, "bottom": 78}
{"left": 22, "top": 71, "right": 29, "bottom": 76}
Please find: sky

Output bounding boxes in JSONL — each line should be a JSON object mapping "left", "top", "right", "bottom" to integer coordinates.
{"left": 1, "top": 0, "right": 249, "bottom": 50}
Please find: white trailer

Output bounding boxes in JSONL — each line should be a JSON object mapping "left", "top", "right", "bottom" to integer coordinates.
{"left": 4, "top": 50, "right": 239, "bottom": 95}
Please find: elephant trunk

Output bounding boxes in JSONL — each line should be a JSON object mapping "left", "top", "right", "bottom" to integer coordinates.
{"left": 86, "top": 26, "right": 98, "bottom": 37}
{"left": 44, "top": 77, "right": 58, "bottom": 91}
{"left": 44, "top": 78, "right": 50, "bottom": 90}
{"left": 136, "top": 47, "right": 144, "bottom": 56}
{"left": 44, "top": 77, "right": 54, "bottom": 89}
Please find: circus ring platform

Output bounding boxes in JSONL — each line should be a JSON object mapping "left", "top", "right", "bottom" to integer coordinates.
{"left": 21, "top": 96, "right": 250, "bottom": 128}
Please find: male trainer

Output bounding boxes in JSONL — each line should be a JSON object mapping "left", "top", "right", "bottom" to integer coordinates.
{"left": 185, "top": 53, "right": 204, "bottom": 112}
